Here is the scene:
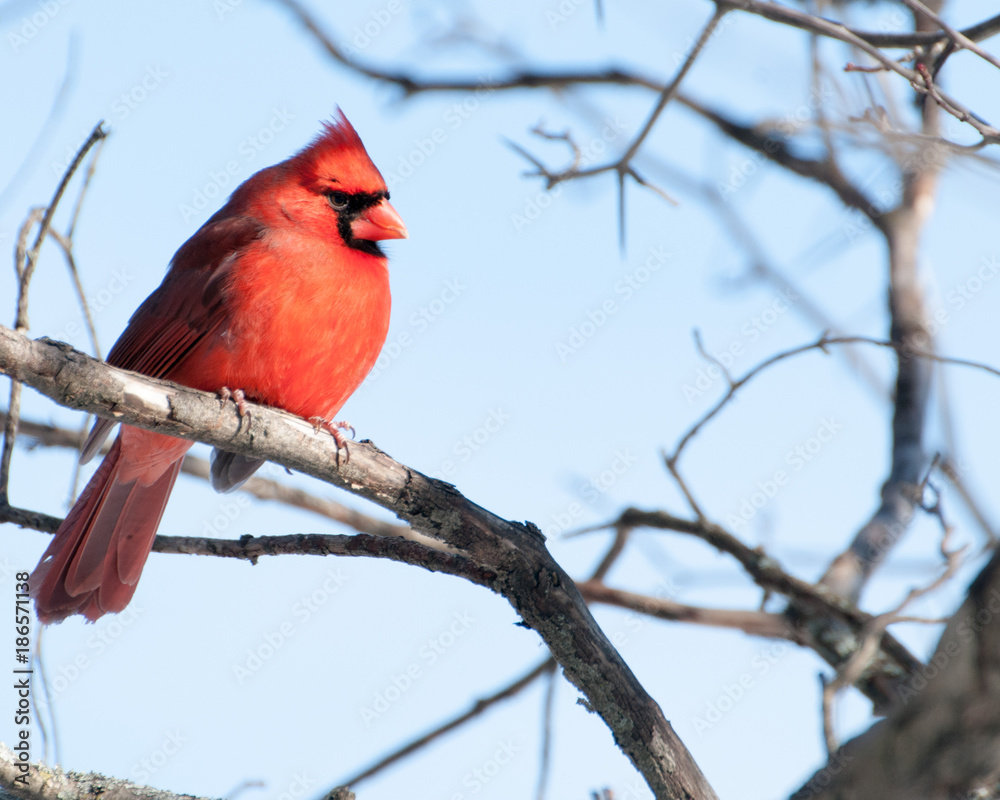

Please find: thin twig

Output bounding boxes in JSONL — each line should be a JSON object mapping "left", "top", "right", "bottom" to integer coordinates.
{"left": 579, "top": 506, "right": 925, "bottom": 709}
{"left": 669, "top": 333, "right": 1000, "bottom": 468}
{"left": 510, "top": 6, "right": 723, "bottom": 244}
{"left": 536, "top": 665, "right": 558, "bottom": 800}
{"left": 820, "top": 673, "right": 839, "bottom": 754}
{"left": 577, "top": 580, "right": 801, "bottom": 639}
{"left": 855, "top": 11, "right": 1000, "bottom": 48}
{"left": 627, "top": 7, "right": 728, "bottom": 167}
{"left": 13, "top": 123, "right": 107, "bottom": 333}
{"left": 0, "top": 42, "right": 76, "bottom": 213}
{"left": 275, "top": 0, "right": 1000, "bottom": 143}
{"left": 819, "top": 504, "right": 964, "bottom": 743}
{"left": 940, "top": 456, "right": 997, "bottom": 546}
{"left": 335, "top": 659, "right": 557, "bottom": 789}
{"left": 900, "top": 0, "right": 1000, "bottom": 72}
{"left": 31, "top": 634, "right": 58, "bottom": 766}
{"left": 324, "top": 492, "right": 641, "bottom": 790}
{"left": 590, "top": 525, "right": 632, "bottom": 582}
{"left": 1, "top": 123, "right": 107, "bottom": 504}
{"left": 48, "top": 230, "right": 101, "bottom": 359}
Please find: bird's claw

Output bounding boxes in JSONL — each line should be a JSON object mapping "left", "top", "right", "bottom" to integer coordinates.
{"left": 219, "top": 387, "right": 252, "bottom": 432}
{"left": 309, "top": 417, "right": 355, "bottom": 466}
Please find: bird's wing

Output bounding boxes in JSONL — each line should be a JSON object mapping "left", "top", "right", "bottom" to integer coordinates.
{"left": 81, "top": 215, "right": 263, "bottom": 463}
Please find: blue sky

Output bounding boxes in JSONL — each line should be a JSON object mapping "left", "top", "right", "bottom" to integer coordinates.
{"left": 3, "top": 1, "right": 1000, "bottom": 798}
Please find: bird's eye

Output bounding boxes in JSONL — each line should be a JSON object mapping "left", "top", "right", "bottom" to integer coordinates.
{"left": 328, "top": 191, "right": 349, "bottom": 210}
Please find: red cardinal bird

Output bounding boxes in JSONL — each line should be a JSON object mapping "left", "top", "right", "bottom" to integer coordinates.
{"left": 32, "top": 111, "right": 406, "bottom": 623}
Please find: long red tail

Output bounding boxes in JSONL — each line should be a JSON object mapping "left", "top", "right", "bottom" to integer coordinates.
{"left": 32, "top": 429, "right": 187, "bottom": 623}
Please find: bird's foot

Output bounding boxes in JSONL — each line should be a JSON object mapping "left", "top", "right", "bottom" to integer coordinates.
{"left": 219, "top": 387, "right": 252, "bottom": 432}
{"left": 309, "top": 417, "right": 355, "bottom": 466}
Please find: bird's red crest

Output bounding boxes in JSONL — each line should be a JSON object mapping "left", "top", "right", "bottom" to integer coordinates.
{"left": 291, "top": 109, "right": 387, "bottom": 194}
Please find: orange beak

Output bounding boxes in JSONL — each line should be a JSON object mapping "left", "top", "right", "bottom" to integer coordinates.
{"left": 351, "top": 199, "right": 408, "bottom": 242}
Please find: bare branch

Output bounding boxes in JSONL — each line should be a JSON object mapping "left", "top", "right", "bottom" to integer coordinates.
{"left": 275, "top": 0, "right": 1000, "bottom": 143}
{"left": 677, "top": 95, "right": 888, "bottom": 226}
{"left": 818, "top": 11, "right": 946, "bottom": 606}
{"left": 504, "top": 0, "right": 724, "bottom": 231}
{"left": 589, "top": 525, "right": 631, "bottom": 583}
{"left": 578, "top": 580, "right": 799, "bottom": 639}
{"left": 11, "top": 123, "right": 106, "bottom": 335}
{"left": 0, "top": 325, "right": 718, "bottom": 800}
{"left": 536, "top": 664, "right": 558, "bottom": 800}
{"left": 2, "top": 413, "right": 424, "bottom": 543}
{"left": 1, "top": 123, "right": 107, "bottom": 506}
{"left": 594, "top": 506, "right": 924, "bottom": 709}
{"left": 900, "top": 0, "right": 1000, "bottom": 72}
{"left": 0, "top": 741, "right": 215, "bottom": 800}
{"left": 795, "top": 552, "right": 1000, "bottom": 799}
{"left": 329, "top": 501, "right": 640, "bottom": 788}
{"left": 723, "top": 0, "right": 997, "bottom": 140}
{"left": 620, "top": 7, "right": 728, "bottom": 167}
{"left": 819, "top": 522, "right": 964, "bottom": 748}
{"left": 669, "top": 333, "right": 1000, "bottom": 470}
{"left": 853, "top": 11, "right": 1000, "bottom": 48}
{"left": 333, "top": 660, "right": 556, "bottom": 790}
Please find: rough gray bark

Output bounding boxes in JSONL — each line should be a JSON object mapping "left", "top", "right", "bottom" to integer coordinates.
{"left": 794, "top": 551, "right": 1000, "bottom": 799}
{"left": 0, "top": 325, "right": 718, "bottom": 800}
{"left": 0, "top": 744, "right": 356, "bottom": 800}
{"left": 0, "top": 744, "right": 211, "bottom": 800}
{"left": 612, "top": 506, "right": 925, "bottom": 711}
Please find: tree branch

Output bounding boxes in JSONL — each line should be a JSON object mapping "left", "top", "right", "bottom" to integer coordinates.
{"left": 2, "top": 124, "right": 107, "bottom": 506}
{"left": 0, "top": 325, "right": 717, "bottom": 800}
{"left": 819, "top": 8, "right": 946, "bottom": 604}
{"left": 275, "top": 0, "right": 1000, "bottom": 143}
{"left": 335, "top": 659, "right": 556, "bottom": 791}
{"left": 2, "top": 413, "right": 438, "bottom": 546}
{"left": 667, "top": 333, "right": 1000, "bottom": 471}
{"left": 578, "top": 580, "right": 800, "bottom": 639}
{"left": 600, "top": 507, "right": 925, "bottom": 710}
{"left": 0, "top": 743, "right": 214, "bottom": 800}
{"left": 794, "top": 551, "right": 1000, "bottom": 799}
